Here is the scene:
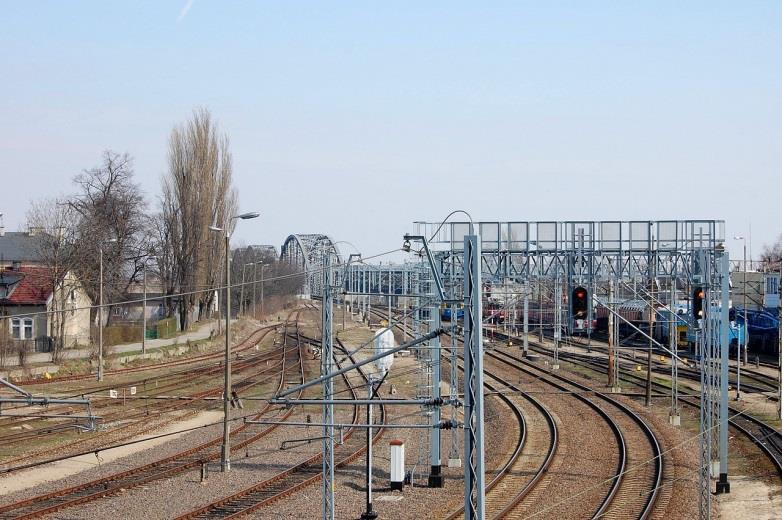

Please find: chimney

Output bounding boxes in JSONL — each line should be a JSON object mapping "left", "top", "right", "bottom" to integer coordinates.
{"left": 0, "top": 212, "right": 4, "bottom": 237}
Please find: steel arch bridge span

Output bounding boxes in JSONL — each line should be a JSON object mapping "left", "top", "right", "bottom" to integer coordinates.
{"left": 280, "top": 234, "right": 342, "bottom": 296}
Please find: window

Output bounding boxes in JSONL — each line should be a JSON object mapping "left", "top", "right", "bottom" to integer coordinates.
{"left": 11, "top": 318, "right": 20, "bottom": 339}
{"left": 767, "top": 276, "right": 779, "bottom": 296}
{"left": 23, "top": 319, "right": 33, "bottom": 339}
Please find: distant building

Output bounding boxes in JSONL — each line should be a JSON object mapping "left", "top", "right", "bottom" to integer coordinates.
{"left": 0, "top": 226, "right": 92, "bottom": 350}
{"left": 0, "top": 229, "right": 46, "bottom": 267}
{"left": 0, "top": 265, "right": 92, "bottom": 350}
{"left": 730, "top": 270, "right": 780, "bottom": 310}
{"left": 110, "top": 273, "right": 167, "bottom": 324}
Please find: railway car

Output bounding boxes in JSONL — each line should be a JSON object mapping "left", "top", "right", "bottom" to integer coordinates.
{"left": 484, "top": 302, "right": 506, "bottom": 324}
{"left": 441, "top": 307, "right": 464, "bottom": 321}
{"left": 655, "top": 305, "right": 746, "bottom": 352}
{"left": 735, "top": 308, "right": 778, "bottom": 354}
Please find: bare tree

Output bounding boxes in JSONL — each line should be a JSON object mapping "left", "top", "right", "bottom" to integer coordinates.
{"left": 25, "top": 198, "right": 80, "bottom": 358}
{"left": 69, "top": 151, "right": 147, "bottom": 326}
{"left": 761, "top": 233, "right": 782, "bottom": 272}
{"left": 159, "top": 108, "right": 238, "bottom": 330}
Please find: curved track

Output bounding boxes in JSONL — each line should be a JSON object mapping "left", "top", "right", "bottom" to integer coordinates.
{"left": 379, "top": 307, "right": 662, "bottom": 519}
{"left": 505, "top": 330, "right": 782, "bottom": 479}
{"left": 488, "top": 348, "right": 663, "bottom": 519}
{"left": 173, "top": 333, "right": 386, "bottom": 519}
{"left": 442, "top": 355, "right": 558, "bottom": 520}
{"left": 0, "top": 328, "right": 278, "bottom": 467}
{"left": 0, "top": 315, "right": 305, "bottom": 519}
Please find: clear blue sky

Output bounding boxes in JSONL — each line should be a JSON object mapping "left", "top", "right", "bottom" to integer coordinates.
{"left": 1, "top": 2, "right": 779, "bottom": 260}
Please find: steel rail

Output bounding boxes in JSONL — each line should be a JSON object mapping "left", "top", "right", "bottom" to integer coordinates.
{"left": 174, "top": 332, "right": 387, "bottom": 519}
{"left": 0, "top": 313, "right": 304, "bottom": 519}
{"left": 372, "top": 307, "right": 559, "bottom": 520}
{"left": 490, "top": 348, "right": 663, "bottom": 520}
{"left": 510, "top": 330, "right": 782, "bottom": 481}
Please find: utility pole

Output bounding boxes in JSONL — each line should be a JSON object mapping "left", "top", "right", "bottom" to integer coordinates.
{"left": 462, "top": 233, "right": 485, "bottom": 520}
{"left": 240, "top": 263, "right": 248, "bottom": 317}
{"left": 608, "top": 279, "right": 615, "bottom": 390}
{"left": 538, "top": 277, "right": 544, "bottom": 342}
{"left": 522, "top": 283, "right": 529, "bottom": 356}
{"left": 429, "top": 276, "right": 443, "bottom": 488}
{"left": 669, "top": 278, "right": 680, "bottom": 425}
{"left": 142, "top": 260, "right": 147, "bottom": 355}
{"left": 553, "top": 275, "right": 560, "bottom": 369}
{"left": 221, "top": 232, "right": 232, "bottom": 472}
{"left": 321, "top": 252, "right": 335, "bottom": 520}
{"left": 98, "top": 247, "right": 104, "bottom": 382}
{"left": 739, "top": 241, "right": 745, "bottom": 399}
{"left": 260, "top": 263, "right": 265, "bottom": 320}
{"left": 208, "top": 211, "right": 259, "bottom": 473}
{"left": 778, "top": 289, "right": 782, "bottom": 420}
{"left": 646, "top": 274, "right": 654, "bottom": 407}
{"left": 97, "top": 238, "right": 116, "bottom": 382}
{"left": 733, "top": 236, "right": 747, "bottom": 399}
{"left": 253, "top": 262, "right": 259, "bottom": 318}
{"left": 361, "top": 377, "right": 378, "bottom": 520}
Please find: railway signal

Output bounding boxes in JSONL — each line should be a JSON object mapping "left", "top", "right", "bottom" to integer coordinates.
{"left": 572, "top": 286, "right": 588, "bottom": 319}
{"left": 693, "top": 287, "right": 705, "bottom": 320}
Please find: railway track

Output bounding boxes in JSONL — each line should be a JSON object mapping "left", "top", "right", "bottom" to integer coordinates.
{"left": 173, "top": 332, "right": 386, "bottom": 519}
{"left": 487, "top": 348, "right": 663, "bottom": 519}
{"left": 518, "top": 329, "right": 780, "bottom": 396}
{"left": 12, "top": 323, "right": 280, "bottom": 388}
{"left": 0, "top": 332, "right": 280, "bottom": 466}
{"left": 0, "top": 313, "right": 305, "bottom": 519}
{"left": 0, "top": 330, "right": 279, "bottom": 448}
{"left": 498, "top": 329, "right": 782, "bottom": 479}
{"left": 376, "top": 307, "right": 663, "bottom": 519}
{"left": 441, "top": 353, "right": 557, "bottom": 520}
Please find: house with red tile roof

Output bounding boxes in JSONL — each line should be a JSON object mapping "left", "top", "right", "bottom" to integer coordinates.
{"left": 0, "top": 265, "right": 92, "bottom": 352}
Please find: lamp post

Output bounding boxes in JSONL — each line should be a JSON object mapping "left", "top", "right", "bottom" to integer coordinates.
{"left": 98, "top": 238, "right": 117, "bottom": 382}
{"left": 733, "top": 236, "right": 747, "bottom": 400}
{"left": 253, "top": 262, "right": 263, "bottom": 319}
{"left": 209, "top": 211, "right": 259, "bottom": 472}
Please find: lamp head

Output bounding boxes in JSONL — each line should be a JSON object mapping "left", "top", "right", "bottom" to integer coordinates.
{"left": 234, "top": 212, "right": 260, "bottom": 220}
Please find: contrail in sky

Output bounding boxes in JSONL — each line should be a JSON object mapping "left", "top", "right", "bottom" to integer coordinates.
{"left": 177, "top": 0, "right": 194, "bottom": 23}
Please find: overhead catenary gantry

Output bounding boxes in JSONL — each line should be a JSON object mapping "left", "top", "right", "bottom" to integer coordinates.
{"left": 412, "top": 218, "right": 730, "bottom": 520}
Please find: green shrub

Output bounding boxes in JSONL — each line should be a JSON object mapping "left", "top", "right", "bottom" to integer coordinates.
{"left": 156, "top": 317, "right": 178, "bottom": 339}
{"left": 103, "top": 325, "right": 142, "bottom": 346}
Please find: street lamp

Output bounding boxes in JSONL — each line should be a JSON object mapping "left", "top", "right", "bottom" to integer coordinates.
{"left": 733, "top": 236, "right": 747, "bottom": 401}
{"left": 98, "top": 238, "right": 117, "bottom": 382}
{"left": 209, "top": 211, "right": 259, "bottom": 473}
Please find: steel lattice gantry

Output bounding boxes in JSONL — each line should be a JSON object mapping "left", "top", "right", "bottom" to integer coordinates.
{"left": 411, "top": 219, "right": 730, "bottom": 520}
{"left": 412, "top": 220, "right": 726, "bottom": 283}
{"left": 280, "top": 234, "right": 342, "bottom": 297}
